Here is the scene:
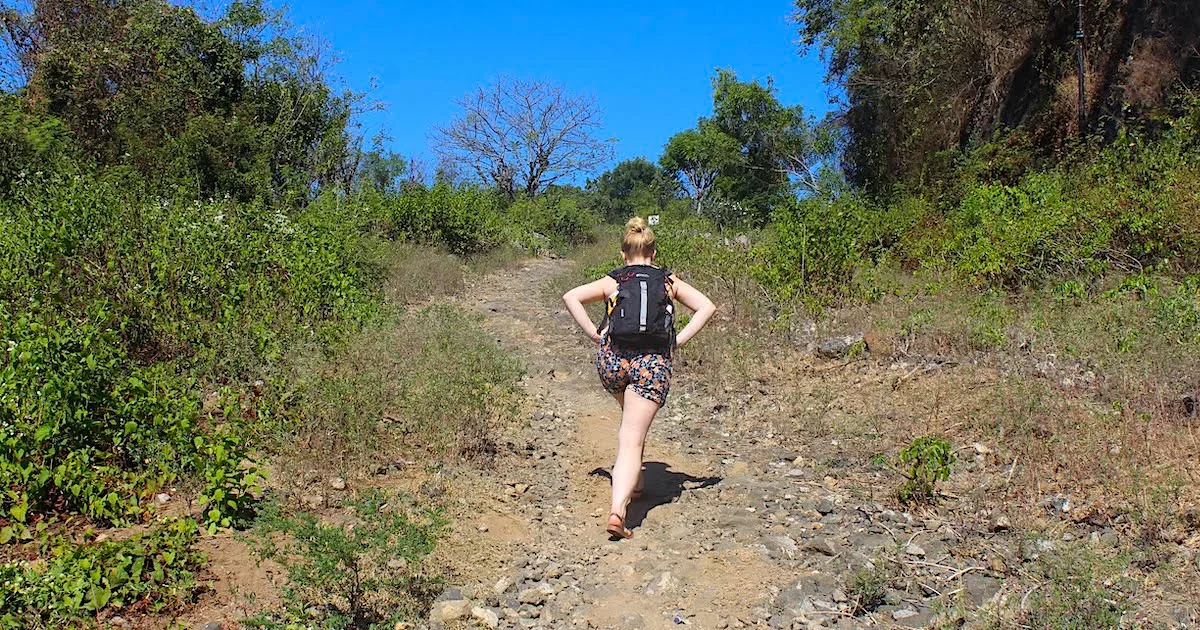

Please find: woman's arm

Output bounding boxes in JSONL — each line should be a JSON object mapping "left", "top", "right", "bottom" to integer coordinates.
{"left": 671, "top": 276, "right": 717, "bottom": 347}
{"left": 562, "top": 278, "right": 616, "bottom": 343}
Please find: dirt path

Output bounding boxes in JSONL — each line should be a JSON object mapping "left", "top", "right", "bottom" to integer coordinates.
{"left": 437, "top": 257, "right": 781, "bottom": 629}
{"left": 429, "top": 257, "right": 1014, "bottom": 630}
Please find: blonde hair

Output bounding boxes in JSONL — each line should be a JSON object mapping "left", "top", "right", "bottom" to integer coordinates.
{"left": 621, "top": 216, "right": 656, "bottom": 258}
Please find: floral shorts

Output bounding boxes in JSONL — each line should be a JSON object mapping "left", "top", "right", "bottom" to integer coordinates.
{"left": 595, "top": 336, "right": 673, "bottom": 407}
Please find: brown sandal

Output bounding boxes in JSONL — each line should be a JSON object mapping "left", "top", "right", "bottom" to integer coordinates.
{"left": 605, "top": 513, "right": 633, "bottom": 539}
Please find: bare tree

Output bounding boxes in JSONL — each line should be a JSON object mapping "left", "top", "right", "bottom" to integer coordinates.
{"left": 433, "top": 77, "right": 614, "bottom": 198}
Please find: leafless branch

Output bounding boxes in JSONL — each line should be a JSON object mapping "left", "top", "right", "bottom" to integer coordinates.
{"left": 432, "top": 77, "right": 614, "bottom": 198}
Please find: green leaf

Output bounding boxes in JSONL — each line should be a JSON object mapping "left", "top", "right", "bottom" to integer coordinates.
{"left": 86, "top": 585, "right": 111, "bottom": 610}
{"left": 0, "top": 526, "right": 13, "bottom": 544}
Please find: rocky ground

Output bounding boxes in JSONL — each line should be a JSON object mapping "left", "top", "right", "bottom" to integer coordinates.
{"left": 416, "top": 256, "right": 1198, "bottom": 630}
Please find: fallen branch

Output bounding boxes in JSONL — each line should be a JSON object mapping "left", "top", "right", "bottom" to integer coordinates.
{"left": 944, "top": 565, "right": 986, "bottom": 581}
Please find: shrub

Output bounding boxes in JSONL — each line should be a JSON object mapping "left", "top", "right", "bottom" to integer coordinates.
{"left": 1022, "top": 544, "right": 1129, "bottom": 629}
{"left": 0, "top": 173, "right": 383, "bottom": 527}
{"left": 896, "top": 436, "right": 956, "bottom": 504}
{"left": 245, "top": 491, "right": 446, "bottom": 629}
{"left": 0, "top": 95, "right": 73, "bottom": 193}
{"left": 747, "top": 104, "right": 1200, "bottom": 304}
{"left": 195, "top": 425, "right": 265, "bottom": 533}
{"left": 753, "top": 195, "right": 870, "bottom": 302}
{"left": 845, "top": 565, "right": 890, "bottom": 615}
{"left": 505, "top": 194, "right": 599, "bottom": 249}
{"left": 380, "top": 183, "right": 504, "bottom": 255}
{"left": 0, "top": 311, "right": 198, "bottom": 526}
{"left": 0, "top": 518, "right": 204, "bottom": 628}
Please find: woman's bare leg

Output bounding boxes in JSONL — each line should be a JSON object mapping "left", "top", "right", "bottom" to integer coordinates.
{"left": 609, "top": 390, "right": 645, "bottom": 494}
{"left": 610, "top": 390, "right": 659, "bottom": 521}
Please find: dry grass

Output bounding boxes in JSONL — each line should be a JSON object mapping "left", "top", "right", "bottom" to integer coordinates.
{"left": 266, "top": 242, "right": 528, "bottom": 502}
{"left": 806, "top": 266, "right": 1200, "bottom": 521}
{"left": 380, "top": 243, "right": 466, "bottom": 306}
{"left": 277, "top": 305, "right": 523, "bottom": 480}
{"left": 670, "top": 256, "right": 1200, "bottom": 616}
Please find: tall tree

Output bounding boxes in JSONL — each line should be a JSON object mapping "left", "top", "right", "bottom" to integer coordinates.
{"left": 355, "top": 141, "right": 406, "bottom": 194}
{"left": 660, "top": 70, "right": 829, "bottom": 224}
{"left": 794, "top": 0, "right": 1200, "bottom": 191}
{"left": 433, "top": 77, "right": 615, "bottom": 199}
{"left": 708, "top": 70, "right": 829, "bottom": 214}
{"left": 584, "top": 157, "right": 675, "bottom": 223}
{"left": 659, "top": 123, "right": 742, "bottom": 216}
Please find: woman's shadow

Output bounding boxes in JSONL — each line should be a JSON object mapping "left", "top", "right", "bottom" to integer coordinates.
{"left": 589, "top": 461, "right": 722, "bottom": 530}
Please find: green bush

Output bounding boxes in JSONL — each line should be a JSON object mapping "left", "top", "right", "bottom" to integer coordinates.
{"left": 753, "top": 195, "right": 870, "bottom": 301}
{"left": 0, "top": 518, "right": 204, "bottom": 628}
{"left": 245, "top": 491, "right": 445, "bottom": 629}
{"left": 896, "top": 436, "right": 956, "bottom": 504}
{"left": 0, "top": 310, "right": 197, "bottom": 526}
{"left": 195, "top": 425, "right": 266, "bottom": 533}
{"left": 0, "top": 96, "right": 73, "bottom": 193}
{"left": 0, "top": 173, "right": 383, "bottom": 527}
{"left": 650, "top": 218, "right": 763, "bottom": 316}
{"left": 749, "top": 104, "right": 1200, "bottom": 303}
{"left": 378, "top": 183, "right": 504, "bottom": 255}
{"left": 505, "top": 194, "right": 600, "bottom": 249}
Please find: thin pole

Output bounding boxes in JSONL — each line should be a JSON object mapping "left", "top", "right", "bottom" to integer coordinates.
{"left": 1076, "top": 0, "right": 1086, "bottom": 137}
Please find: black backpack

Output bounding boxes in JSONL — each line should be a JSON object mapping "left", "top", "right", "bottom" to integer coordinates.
{"left": 598, "top": 265, "right": 675, "bottom": 353}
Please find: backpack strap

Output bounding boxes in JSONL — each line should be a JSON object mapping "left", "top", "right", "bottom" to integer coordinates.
{"left": 596, "top": 267, "right": 626, "bottom": 336}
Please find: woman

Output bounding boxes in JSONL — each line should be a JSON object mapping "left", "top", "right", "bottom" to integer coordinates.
{"left": 562, "top": 217, "right": 717, "bottom": 538}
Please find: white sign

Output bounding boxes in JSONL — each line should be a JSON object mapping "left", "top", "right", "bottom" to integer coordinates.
{"left": 648, "top": 215, "right": 660, "bottom": 226}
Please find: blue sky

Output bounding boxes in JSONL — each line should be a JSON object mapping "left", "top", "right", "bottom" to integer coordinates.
{"left": 284, "top": 0, "right": 836, "bottom": 176}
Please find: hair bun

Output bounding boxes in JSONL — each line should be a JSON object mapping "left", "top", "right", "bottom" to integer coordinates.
{"left": 621, "top": 216, "right": 656, "bottom": 257}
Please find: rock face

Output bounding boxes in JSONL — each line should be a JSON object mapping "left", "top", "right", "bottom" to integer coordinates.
{"left": 803, "top": 537, "right": 839, "bottom": 557}
{"left": 965, "top": 574, "right": 1002, "bottom": 607}
{"left": 516, "top": 584, "right": 548, "bottom": 605}
{"left": 762, "top": 535, "right": 799, "bottom": 560}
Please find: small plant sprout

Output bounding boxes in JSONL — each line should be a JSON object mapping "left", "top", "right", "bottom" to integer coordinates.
{"left": 896, "top": 436, "right": 957, "bottom": 504}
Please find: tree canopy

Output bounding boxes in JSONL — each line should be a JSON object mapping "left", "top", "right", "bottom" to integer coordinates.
{"left": 583, "top": 157, "right": 675, "bottom": 223}
{"left": 0, "top": 0, "right": 365, "bottom": 202}
{"left": 794, "top": 0, "right": 1200, "bottom": 192}
{"left": 659, "top": 69, "right": 829, "bottom": 225}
